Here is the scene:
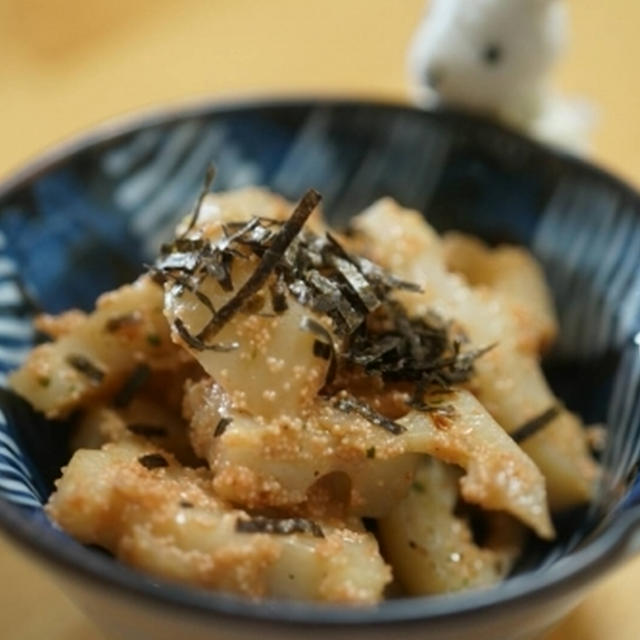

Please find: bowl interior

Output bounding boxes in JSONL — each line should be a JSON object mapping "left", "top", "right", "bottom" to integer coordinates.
{"left": 0, "top": 99, "right": 639, "bottom": 614}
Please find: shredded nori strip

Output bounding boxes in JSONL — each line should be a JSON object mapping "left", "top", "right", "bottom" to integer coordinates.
{"left": 126, "top": 424, "right": 168, "bottom": 438}
{"left": 334, "top": 395, "right": 406, "bottom": 435}
{"left": 307, "top": 270, "right": 363, "bottom": 334}
{"left": 169, "top": 237, "right": 206, "bottom": 253}
{"left": 154, "top": 269, "right": 217, "bottom": 315}
{"left": 138, "top": 453, "right": 169, "bottom": 470}
{"left": 181, "top": 165, "right": 216, "bottom": 235}
{"left": 512, "top": 406, "right": 561, "bottom": 444}
{"left": 113, "top": 364, "right": 151, "bottom": 407}
{"left": 173, "top": 318, "right": 238, "bottom": 352}
{"left": 354, "top": 255, "right": 423, "bottom": 293}
{"left": 288, "top": 279, "right": 312, "bottom": 306}
{"left": 269, "top": 275, "right": 288, "bottom": 314}
{"left": 340, "top": 297, "right": 491, "bottom": 401}
{"left": 104, "top": 313, "right": 141, "bottom": 333}
{"left": 300, "top": 316, "right": 337, "bottom": 387}
{"left": 216, "top": 251, "right": 235, "bottom": 292}
{"left": 235, "top": 516, "right": 324, "bottom": 538}
{"left": 330, "top": 255, "right": 380, "bottom": 312}
{"left": 214, "top": 416, "right": 233, "bottom": 438}
{"left": 323, "top": 231, "right": 352, "bottom": 259}
{"left": 313, "top": 340, "right": 332, "bottom": 360}
{"left": 408, "top": 393, "right": 455, "bottom": 414}
{"left": 155, "top": 251, "right": 201, "bottom": 274}
{"left": 150, "top": 174, "right": 491, "bottom": 433}
{"left": 346, "top": 334, "right": 401, "bottom": 367}
{"left": 220, "top": 217, "right": 264, "bottom": 251}
{"left": 197, "top": 189, "right": 322, "bottom": 342}
{"left": 66, "top": 354, "right": 105, "bottom": 384}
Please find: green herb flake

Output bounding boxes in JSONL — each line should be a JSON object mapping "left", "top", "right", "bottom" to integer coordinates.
{"left": 366, "top": 446, "right": 376, "bottom": 459}
{"left": 412, "top": 481, "right": 425, "bottom": 493}
{"left": 138, "top": 453, "right": 169, "bottom": 470}
{"left": 235, "top": 516, "right": 324, "bottom": 538}
{"left": 66, "top": 354, "right": 105, "bottom": 384}
{"left": 127, "top": 424, "right": 168, "bottom": 438}
{"left": 512, "top": 405, "right": 561, "bottom": 444}
{"left": 146, "top": 333, "right": 161, "bottom": 346}
{"left": 214, "top": 416, "right": 233, "bottom": 438}
{"left": 113, "top": 364, "right": 151, "bottom": 408}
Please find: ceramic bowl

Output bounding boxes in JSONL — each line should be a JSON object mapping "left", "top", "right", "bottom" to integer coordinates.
{"left": 0, "top": 98, "right": 639, "bottom": 640}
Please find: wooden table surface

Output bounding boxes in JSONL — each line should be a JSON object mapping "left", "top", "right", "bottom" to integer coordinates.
{"left": 1, "top": 1, "right": 640, "bottom": 638}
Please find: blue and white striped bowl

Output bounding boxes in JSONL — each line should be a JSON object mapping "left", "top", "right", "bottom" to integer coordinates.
{"left": 0, "top": 98, "right": 639, "bottom": 640}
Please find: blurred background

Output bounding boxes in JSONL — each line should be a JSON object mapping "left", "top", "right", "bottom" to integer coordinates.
{"left": 1, "top": 0, "right": 640, "bottom": 638}
{"left": 1, "top": 0, "right": 640, "bottom": 184}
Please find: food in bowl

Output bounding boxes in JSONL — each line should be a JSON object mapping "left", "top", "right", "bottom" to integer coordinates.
{"left": 8, "top": 182, "right": 599, "bottom": 604}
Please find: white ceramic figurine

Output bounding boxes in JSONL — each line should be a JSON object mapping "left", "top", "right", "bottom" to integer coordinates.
{"left": 408, "top": 0, "right": 595, "bottom": 154}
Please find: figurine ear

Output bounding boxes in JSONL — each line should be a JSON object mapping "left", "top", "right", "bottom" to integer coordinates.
{"left": 420, "top": 0, "right": 450, "bottom": 19}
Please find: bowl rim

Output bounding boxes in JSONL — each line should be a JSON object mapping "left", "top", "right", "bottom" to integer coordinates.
{"left": 1, "top": 94, "right": 640, "bottom": 627}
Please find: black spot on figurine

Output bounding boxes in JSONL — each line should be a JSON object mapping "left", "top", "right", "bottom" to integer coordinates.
{"left": 483, "top": 43, "right": 503, "bottom": 65}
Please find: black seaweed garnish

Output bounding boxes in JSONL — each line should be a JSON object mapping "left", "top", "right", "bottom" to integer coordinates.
{"left": 66, "top": 354, "right": 105, "bottom": 384}
{"left": 235, "top": 516, "right": 324, "bottom": 538}
{"left": 353, "top": 255, "right": 423, "bottom": 294}
{"left": 181, "top": 165, "right": 216, "bottom": 235}
{"left": 512, "top": 406, "right": 561, "bottom": 444}
{"left": 150, "top": 175, "right": 490, "bottom": 435}
{"left": 214, "top": 416, "right": 233, "bottom": 438}
{"left": 340, "top": 301, "right": 492, "bottom": 405}
{"left": 196, "top": 189, "right": 322, "bottom": 342}
{"left": 300, "top": 316, "right": 337, "bottom": 386}
{"left": 113, "top": 364, "right": 151, "bottom": 407}
{"left": 138, "top": 453, "right": 169, "bottom": 469}
{"left": 221, "top": 217, "right": 268, "bottom": 253}
{"left": 313, "top": 340, "right": 332, "bottom": 360}
{"left": 333, "top": 395, "right": 406, "bottom": 435}
{"left": 126, "top": 424, "right": 168, "bottom": 438}
{"left": 104, "top": 313, "right": 141, "bottom": 333}
{"left": 269, "top": 275, "right": 288, "bottom": 314}
{"left": 216, "top": 251, "right": 235, "bottom": 292}
{"left": 307, "top": 270, "right": 363, "bottom": 334}
{"left": 173, "top": 318, "right": 238, "bottom": 353}
{"left": 155, "top": 251, "right": 200, "bottom": 274}
{"left": 152, "top": 269, "right": 217, "bottom": 315}
{"left": 330, "top": 255, "right": 380, "bottom": 312}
